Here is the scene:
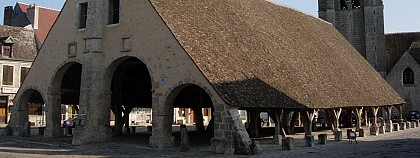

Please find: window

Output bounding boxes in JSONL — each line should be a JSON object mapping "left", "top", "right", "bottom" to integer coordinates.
{"left": 403, "top": 68, "right": 414, "bottom": 85}
{"left": 1, "top": 46, "right": 12, "bottom": 58}
{"left": 108, "top": 0, "right": 120, "bottom": 24}
{"left": 2, "top": 65, "right": 14, "bottom": 85}
{"left": 79, "top": 3, "right": 88, "bottom": 29}
{"left": 21, "top": 67, "right": 29, "bottom": 85}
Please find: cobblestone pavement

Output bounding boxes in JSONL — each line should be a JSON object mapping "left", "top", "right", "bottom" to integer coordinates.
{"left": 1, "top": 126, "right": 420, "bottom": 157}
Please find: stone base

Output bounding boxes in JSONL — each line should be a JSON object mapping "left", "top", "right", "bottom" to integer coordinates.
{"left": 411, "top": 121, "right": 416, "bottom": 128}
{"left": 251, "top": 140, "right": 262, "bottom": 155}
{"left": 305, "top": 135, "right": 314, "bottom": 147}
{"left": 400, "top": 122, "right": 406, "bottom": 130}
{"left": 273, "top": 135, "right": 282, "bottom": 145}
{"left": 386, "top": 123, "right": 393, "bottom": 133}
{"left": 393, "top": 123, "right": 400, "bottom": 132}
{"left": 282, "top": 137, "right": 293, "bottom": 150}
{"left": 370, "top": 126, "right": 378, "bottom": 136}
{"left": 318, "top": 134, "right": 327, "bottom": 145}
{"left": 149, "top": 136, "right": 175, "bottom": 148}
{"left": 379, "top": 126, "right": 385, "bottom": 134}
{"left": 333, "top": 130, "right": 342, "bottom": 141}
{"left": 406, "top": 122, "right": 411, "bottom": 129}
{"left": 358, "top": 128, "right": 365, "bottom": 137}
{"left": 211, "top": 138, "right": 225, "bottom": 154}
{"left": 416, "top": 121, "right": 420, "bottom": 127}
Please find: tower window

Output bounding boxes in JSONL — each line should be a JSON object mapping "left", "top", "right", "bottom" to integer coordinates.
{"left": 403, "top": 68, "right": 414, "bottom": 85}
{"left": 108, "top": 0, "right": 120, "bottom": 24}
{"left": 79, "top": 3, "right": 88, "bottom": 29}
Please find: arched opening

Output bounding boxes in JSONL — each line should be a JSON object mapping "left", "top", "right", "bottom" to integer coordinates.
{"left": 50, "top": 62, "right": 82, "bottom": 137}
{"left": 109, "top": 57, "right": 152, "bottom": 136}
{"left": 166, "top": 84, "right": 214, "bottom": 146}
{"left": 403, "top": 68, "right": 414, "bottom": 85}
{"left": 27, "top": 90, "right": 45, "bottom": 127}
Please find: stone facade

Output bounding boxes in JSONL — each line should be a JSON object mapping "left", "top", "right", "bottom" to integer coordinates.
{"left": 387, "top": 49, "right": 420, "bottom": 117}
{"left": 8, "top": 0, "right": 250, "bottom": 152}
{"left": 319, "top": 0, "right": 386, "bottom": 76}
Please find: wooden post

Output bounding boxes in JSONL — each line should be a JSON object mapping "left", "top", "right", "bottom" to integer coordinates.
{"left": 282, "top": 110, "right": 291, "bottom": 134}
{"left": 353, "top": 107, "right": 363, "bottom": 131}
{"left": 305, "top": 109, "right": 318, "bottom": 136}
{"left": 385, "top": 106, "right": 393, "bottom": 121}
{"left": 273, "top": 109, "right": 285, "bottom": 145}
{"left": 290, "top": 111, "right": 300, "bottom": 134}
{"left": 249, "top": 110, "right": 260, "bottom": 137}
{"left": 329, "top": 108, "right": 342, "bottom": 131}
{"left": 397, "top": 104, "right": 404, "bottom": 122}
{"left": 371, "top": 107, "right": 379, "bottom": 126}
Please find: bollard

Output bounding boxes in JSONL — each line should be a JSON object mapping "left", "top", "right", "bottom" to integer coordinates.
{"left": 318, "top": 134, "right": 328, "bottom": 145}
{"left": 180, "top": 125, "right": 189, "bottom": 152}
{"left": 411, "top": 121, "right": 416, "bottom": 128}
{"left": 282, "top": 137, "right": 293, "bottom": 150}
{"left": 406, "top": 122, "right": 411, "bottom": 129}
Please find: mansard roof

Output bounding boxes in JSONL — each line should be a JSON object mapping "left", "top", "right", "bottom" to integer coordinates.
{"left": 150, "top": 0, "right": 404, "bottom": 109}
{"left": 0, "top": 25, "right": 37, "bottom": 60}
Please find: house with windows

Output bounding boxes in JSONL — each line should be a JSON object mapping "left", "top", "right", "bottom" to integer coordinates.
{"left": 0, "top": 25, "right": 37, "bottom": 124}
{"left": 0, "top": 3, "right": 60, "bottom": 125}
{"left": 386, "top": 32, "right": 420, "bottom": 116}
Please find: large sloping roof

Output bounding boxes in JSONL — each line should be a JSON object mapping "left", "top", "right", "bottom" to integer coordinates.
{"left": 17, "top": 2, "right": 60, "bottom": 45}
{"left": 0, "top": 25, "right": 37, "bottom": 60}
{"left": 385, "top": 32, "right": 420, "bottom": 73}
{"left": 150, "top": 0, "right": 404, "bottom": 109}
{"left": 407, "top": 42, "right": 420, "bottom": 64}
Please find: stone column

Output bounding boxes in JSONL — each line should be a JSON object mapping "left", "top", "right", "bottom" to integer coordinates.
{"left": 72, "top": 0, "right": 111, "bottom": 145}
{"left": 8, "top": 101, "right": 29, "bottom": 136}
{"left": 44, "top": 93, "right": 63, "bottom": 138}
{"left": 149, "top": 96, "right": 175, "bottom": 148}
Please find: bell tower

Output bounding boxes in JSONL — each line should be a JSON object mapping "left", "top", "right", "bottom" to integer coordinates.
{"left": 318, "top": 0, "right": 386, "bottom": 77}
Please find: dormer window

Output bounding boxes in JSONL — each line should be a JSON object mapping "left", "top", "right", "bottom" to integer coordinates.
{"left": 1, "top": 45, "right": 13, "bottom": 58}
{"left": 108, "top": 0, "right": 120, "bottom": 24}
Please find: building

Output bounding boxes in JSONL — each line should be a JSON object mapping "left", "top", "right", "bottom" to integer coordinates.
{"left": 318, "top": 0, "right": 386, "bottom": 76}
{"left": 8, "top": 0, "right": 403, "bottom": 154}
{"left": 386, "top": 33, "right": 420, "bottom": 117}
{"left": 318, "top": 0, "right": 420, "bottom": 118}
{"left": 0, "top": 3, "right": 60, "bottom": 125}
{"left": 0, "top": 25, "right": 37, "bottom": 124}
{"left": 3, "top": 2, "right": 60, "bottom": 50}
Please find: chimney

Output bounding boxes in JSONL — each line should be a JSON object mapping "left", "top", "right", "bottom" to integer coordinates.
{"left": 3, "top": 6, "right": 13, "bottom": 26}
{"left": 26, "top": 5, "right": 39, "bottom": 29}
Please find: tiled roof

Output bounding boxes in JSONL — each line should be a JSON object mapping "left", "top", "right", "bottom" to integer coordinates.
{"left": 16, "top": 2, "right": 60, "bottom": 45}
{"left": 150, "top": 0, "right": 404, "bottom": 109}
{"left": 407, "top": 42, "right": 420, "bottom": 65}
{"left": 385, "top": 32, "right": 420, "bottom": 73}
{"left": 0, "top": 25, "right": 37, "bottom": 60}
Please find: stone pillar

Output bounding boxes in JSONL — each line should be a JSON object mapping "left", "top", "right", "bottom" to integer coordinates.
{"left": 411, "top": 121, "right": 416, "bottom": 128}
{"left": 149, "top": 96, "right": 175, "bottom": 148}
{"left": 44, "top": 93, "right": 63, "bottom": 138}
{"left": 9, "top": 97, "right": 29, "bottom": 136}
{"left": 399, "top": 122, "right": 406, "bottom": 130}
{"left": 393, "top": 123, "right": 400, "bottom": 131}
{"left": 72, "top": 0, "right": 111, "bottom": 145}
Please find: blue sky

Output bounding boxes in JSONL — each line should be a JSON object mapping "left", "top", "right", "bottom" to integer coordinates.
{"left": 0, "top": 0, "right": 419, "bottom": 33}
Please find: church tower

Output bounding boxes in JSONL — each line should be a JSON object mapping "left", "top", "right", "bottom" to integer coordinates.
{"left": 319, "top": 0, "right": 386, "bottom": 76}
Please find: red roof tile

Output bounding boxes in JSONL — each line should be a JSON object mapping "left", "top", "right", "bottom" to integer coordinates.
{"left": 16, "top": 2, "right": 60, "bottom": 45}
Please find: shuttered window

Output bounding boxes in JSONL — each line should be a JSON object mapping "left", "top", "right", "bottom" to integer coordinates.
{"left": 21, "top": 67, "right": 29, "bottom": 85}
{"left": 2, "top": 65, "right": 13, "bottom": 85}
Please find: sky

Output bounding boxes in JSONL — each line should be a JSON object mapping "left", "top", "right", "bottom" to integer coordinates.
{"left": 0, "top": 0, "right": 419, "bottom": 33}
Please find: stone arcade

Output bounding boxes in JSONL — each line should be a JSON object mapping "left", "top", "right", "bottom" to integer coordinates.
{"left": 7, "top": 0, "right": 404, "bottom": 154}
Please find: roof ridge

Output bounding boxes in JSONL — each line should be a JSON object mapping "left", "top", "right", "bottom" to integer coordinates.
{"left": 17, "top": 2, "right": 61, "bottom": 11}
{"left": 385, "top": 31, "right": 420, "bottom": 35}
